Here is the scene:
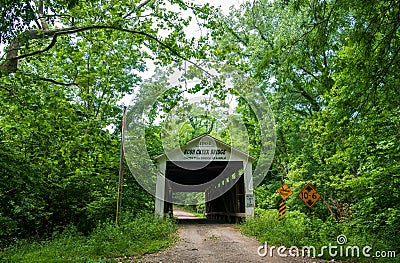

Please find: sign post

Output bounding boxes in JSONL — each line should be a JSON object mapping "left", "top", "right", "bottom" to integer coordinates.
{"left": 278, "top": 201, "right": 286, "bottom": 221}
{"left": 276, "top": 183, "right": 292, "bottom": 220}
{"left": 116, "top": 106, "right": 127, "bottom": 225}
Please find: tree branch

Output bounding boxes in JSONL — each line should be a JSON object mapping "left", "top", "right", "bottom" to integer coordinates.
{"left": 292, "top": 79, "right": 321, "bottom": 113}
{"left": 38, "top": 77, "right": 80, "bottom": 87}
{"left": 122, "top": 0, "right": 154, "bottom": 19}
{"left": 37, "top": 0, "right": 49, "bottom": 31}
{"left": 15, "top": 32, "right": 58, "bottom": 60}
{"left": 223, "top": 23, "right": 249, "bottom": 46}
{"left": 1, "top": 25, "right": 213, "bottom": 78}
{"left": 251, "top": 0, "right": 272, "bottom": 47}
{"left": 299, "top": 66, "right": 320, "bottom": 81}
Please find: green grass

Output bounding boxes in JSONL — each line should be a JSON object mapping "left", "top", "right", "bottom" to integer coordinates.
{"left": 240, "top": 208, "right": 398, "bottom": 263}
{"left": 0, "top": 213, "right": 177, "bottom": 262}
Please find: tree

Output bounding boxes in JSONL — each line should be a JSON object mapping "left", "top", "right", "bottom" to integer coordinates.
{"left": 211, "top": 0, "right": 400, "bottom": 245}
{"left": 0, "top": 0, "right": 215, "bottom": 77}
{"left": 0, "top": 0, "right": 217, "bottom": 243}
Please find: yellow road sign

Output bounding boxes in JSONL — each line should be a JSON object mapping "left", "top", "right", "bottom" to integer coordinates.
{"left": 277, "top": 183, "right": 293, "bottom": 200}
{"left": 298, "top": 184, "right": 321, "bottom": 208}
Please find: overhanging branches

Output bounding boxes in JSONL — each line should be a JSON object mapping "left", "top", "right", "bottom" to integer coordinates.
{"left": 0, "top": 25, "right": 213, "bottom": 78}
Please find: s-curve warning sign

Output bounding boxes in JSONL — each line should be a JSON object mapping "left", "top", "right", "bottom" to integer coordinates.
{"left": 298, "top": 184, "right": 321, "bottom": 208}
{"left": 276, "top": 183, "right": 293, "bottom": 200}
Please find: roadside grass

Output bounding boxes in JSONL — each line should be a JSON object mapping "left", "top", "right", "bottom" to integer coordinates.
{"left": 240, "top": 208, "right": 398, "bottom": 263}
{"left": 0, "top": 213, "right": 177, "bottom": 262}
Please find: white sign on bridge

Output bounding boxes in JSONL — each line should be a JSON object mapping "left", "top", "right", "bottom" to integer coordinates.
{"left": 183, "top": 136, "right": 229, "bottom": 160}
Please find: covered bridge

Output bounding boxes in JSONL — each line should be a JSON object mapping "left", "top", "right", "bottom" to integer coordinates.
{"left": 154, "top": 134, "right": 255, "bottom": 222}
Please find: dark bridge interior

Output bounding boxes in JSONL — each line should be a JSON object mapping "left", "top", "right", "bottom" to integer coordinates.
{"left": 166, "top": 161, "right": 241, "bottom": 186}
{"left": 164, "top": 161, "right": 246, "bottom": 223}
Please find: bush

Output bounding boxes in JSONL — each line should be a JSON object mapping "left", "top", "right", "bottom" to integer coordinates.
{"left": 0, "top": 213, "right": 177, "bottom": 262}
{"left": 241, "top": 208, "right": 312, "bottom": 246}
{"left": 241, "top": 208, "right": 399, "bottom": 262}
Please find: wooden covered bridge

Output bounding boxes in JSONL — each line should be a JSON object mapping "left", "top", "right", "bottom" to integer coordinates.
{"left": 154, "top": 134, "right": 255, "bottom": 222}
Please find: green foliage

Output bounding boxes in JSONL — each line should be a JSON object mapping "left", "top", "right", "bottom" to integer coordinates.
{"left": 0, "top": 1, "right": 36, "bottom": 43}
{"left": 241, "top": 209, "right": 313, "bottom": 247}
{"left": 0, "top": 213, "right": 177, "bottom": 262}
{"left": 0, "top": 68, "right": 154, "bottom": 244}
{"left": 241, "top": 209, "right": 398, "bottom": 262}
{"left": 213, "top": 0, "right": 400, "bottom": 256}
{"left": 1, "top": 0, "right": 399, "bottom": 261}
{"left": 0, "top": 0, "right": 216, "bottom": 247}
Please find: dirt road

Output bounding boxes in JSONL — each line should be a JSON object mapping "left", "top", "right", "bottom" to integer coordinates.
{"left": 173, "top": 206, "right": 201, "bottom": 220}
{"left": 138, "top": 208, "right": 331, "bottom": 263}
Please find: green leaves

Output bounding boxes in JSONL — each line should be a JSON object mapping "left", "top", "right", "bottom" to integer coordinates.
{"left": 0, "top": 1, "right": 37, "bottom": 44}
{"left": 0, "top": 0, "right": 220, "bottom": 244}
{"left": 212, "top": 0, "right": 400, "bottom": 246}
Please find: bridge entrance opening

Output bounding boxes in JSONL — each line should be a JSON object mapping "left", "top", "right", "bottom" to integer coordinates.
{"left": 154, "top": 135, "right": 255, "bottom": 222}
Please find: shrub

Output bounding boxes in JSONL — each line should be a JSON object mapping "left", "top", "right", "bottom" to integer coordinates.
{"left": 241, "top": 209, "right": 311, "bottom": 246}
{"left": 0, "top": 212, "right": 177, "bottom": 262}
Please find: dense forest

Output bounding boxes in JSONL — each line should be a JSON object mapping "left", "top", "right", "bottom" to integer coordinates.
{"left": 0, "top": 0, "right": 399, "bottom": 262}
